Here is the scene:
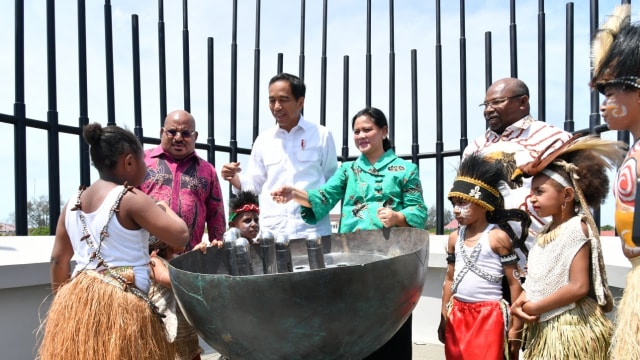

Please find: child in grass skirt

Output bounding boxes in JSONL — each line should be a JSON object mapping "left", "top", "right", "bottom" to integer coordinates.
{"left": 37, "top": 123, "right": 190, "bottom": 360}
{"left": 510, "top": 135, "right": 624, "bottom": 359}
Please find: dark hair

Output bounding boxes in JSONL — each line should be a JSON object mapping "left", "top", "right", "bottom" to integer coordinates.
{"left": 269, "top": 73, "right": 306, "bottom": 100}
{"left": 82, "top": 123, "right": 143, "bottom": 172}
{"left": 351, "top": 107, "right": 392, "bottom": 151}
{"left": 451, "top": 153, "right": 531, "bottom": 250}
{"left": 543, "top": 150, "right": 611, "bottom": 210}
{"left": 229, "top": 191, "right": 260, "bottom": 214}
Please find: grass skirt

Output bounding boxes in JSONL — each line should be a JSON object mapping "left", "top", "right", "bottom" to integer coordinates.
{"left": 523, "top": 297, "right": 611, "bottom": 360}
{"left": 149, "top": 279, "right": 202, "bottom": 360}
{"left": 611, "top": 256, "right": 640, "bottom": 360}
{"left": 37, "top": 271, "right": 175, "bottom": 360}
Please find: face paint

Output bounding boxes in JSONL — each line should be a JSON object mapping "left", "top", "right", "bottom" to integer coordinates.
{"left": 605, "top": 100, "right": 628, "bottom": 117}
{"left": 453, "top": 203, "right": 472, "bottom": 218}
{"left": 624, "top": 242, "right": 640, "bottom": 257}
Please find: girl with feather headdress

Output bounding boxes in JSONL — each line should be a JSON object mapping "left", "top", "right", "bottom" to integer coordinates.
{"left": 440, "top": 153, "right": 531, "bottom": 360}
{"left": 591, "top": 4, "right": 640, "bottom": 359}
{"left": 510, "top": 135, "right": 625, "bottom": 360}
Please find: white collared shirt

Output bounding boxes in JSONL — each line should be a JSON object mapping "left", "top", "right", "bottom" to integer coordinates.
{"left": 236, "top": 116, "right": 338, "bottom": 238}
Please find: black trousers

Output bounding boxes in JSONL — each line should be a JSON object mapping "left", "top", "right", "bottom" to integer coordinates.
{"left": 364, "top": 315, "right": 412, "bottom": 360}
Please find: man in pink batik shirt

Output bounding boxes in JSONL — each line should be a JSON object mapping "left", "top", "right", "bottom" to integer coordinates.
{"left": 140, "top": 109, "right": 226, "bottom": 251}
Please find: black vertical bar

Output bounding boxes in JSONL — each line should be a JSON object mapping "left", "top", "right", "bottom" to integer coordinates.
{"left": 459, "top": 0, "right": 468, "bottom": 152}
{"left": 182, "top": 0, "right": 191, "bottom": 112}
{"left": 435, "top": 0, "right": 444, "bottom": 235}
{"left": 253, "top": 0, "right": 261, "bottom": 141}
{"left": 77, "top": 0, "right": 90, "bottom": 186}
{"left": 588, "top": 0, "right": 600, "bottom": 133}
{"left": 538, "top": 0, "right": 546, "bottom": 122}
{"left": 132, "top": 15, "right": 143, "bottom": 142}
{"left": 509, "top": 0, "right": 518, "bottom": 78}
{"left": 208, "top": 37, "right": 216, "bottom": 165}
{"left": 14, "top": 0, "right": 28, "bottom": 235}
{"left": 277, "top": 53, "right": 283, "bottom": 74}
{"left": 104, "top": 0, "right": 116, "bottom": 125}
{"left": 342, "top": 55, "right": 350, "bottom": 162}
{"left": 410, "top": 49, "right": 419, "bottom": 167}
{"left": 47, "top": 0, "right": 61, "bottom": 235}
{"left": 618, "top": 0, "right": 631, "bottom": 144}
{"left": 299, "top": 0, "right": 306, "bottom": 81}
{"left": 564, "top": 3, "right": 574, "bottom": 133}
{"left": 484, "top": 32, "right": 492, "bottom": 90}
{"left": 320, "top": 0, "right": 328, "bottom": 126}
{"left": 388, "top": 0, "right": 395, "bottom": 149}
{"left": 158, "top": 0, "right": 167, "bottom": 124}
{"left": 230, "top": 0, "right": 238, "bottom": 163}
{"left": 366, "top": 0, "right": 372, "bottom": 107}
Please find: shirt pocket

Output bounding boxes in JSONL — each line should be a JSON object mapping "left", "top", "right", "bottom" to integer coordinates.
{"left": 296, "top": 147, "right": 320, "bottom": 163}
{"left": 263, "top": 151, "right": 282, "bottom": 167}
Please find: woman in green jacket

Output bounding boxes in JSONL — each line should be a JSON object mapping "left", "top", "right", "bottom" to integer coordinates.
{"left": 271, "top": 106, "right": 428, "bottom": 359}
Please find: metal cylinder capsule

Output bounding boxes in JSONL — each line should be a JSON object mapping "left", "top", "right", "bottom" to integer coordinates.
{"left": 260, "top": 230, "right": 277, "bottom": 274}
{"left": 275, "top": 234, "right": 293, "bottom": 273}
{"left": 306, "top": 232, "right": 325, "bottom": 270}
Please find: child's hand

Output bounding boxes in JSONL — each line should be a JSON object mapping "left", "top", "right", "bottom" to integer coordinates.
{"left": 511, "top": 298, "right": 539, "bottom": 323}
{"left": 149, "top": 251, "right": 171, "bottom": 288}
{"left": 192, "top": 240, "right": 210, "bottom": 253}
{"left": 437, "top": 313, "right": 446, "bottom": 344}
{"left": 210, "top": 239, "right": 224, "bottom": 248}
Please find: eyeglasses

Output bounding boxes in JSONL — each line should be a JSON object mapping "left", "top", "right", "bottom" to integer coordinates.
{"left": 163, "top": 128, "right": 195, "bottom": 138}
{"left": 478, "top": 94, "right": 525, "bottom": 109}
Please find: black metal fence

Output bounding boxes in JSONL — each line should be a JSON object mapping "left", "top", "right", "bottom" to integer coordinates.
{"left": 1, "top": 0, "right": 629, "bottom": 236}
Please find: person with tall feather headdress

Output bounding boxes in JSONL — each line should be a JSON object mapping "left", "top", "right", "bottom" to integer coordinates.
{"left": 440, "top": 153, "right": 531, "bottom": 360}
{"left": 510, "top": 135, "right": 625, "bottom": 360}
{"left": 591, "top": 4, "right": 640, "bottom": 359}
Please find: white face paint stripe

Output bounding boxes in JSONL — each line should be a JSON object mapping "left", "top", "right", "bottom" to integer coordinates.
{"left": 453, "top": 203, "right": 472, "bottom": 219}
{"left": 605, "top": 100, "right": 628, "bottom": 117}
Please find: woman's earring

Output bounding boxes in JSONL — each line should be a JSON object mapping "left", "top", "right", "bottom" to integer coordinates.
{"left": 561, "top": 201, "right": 567, "bottom": 212}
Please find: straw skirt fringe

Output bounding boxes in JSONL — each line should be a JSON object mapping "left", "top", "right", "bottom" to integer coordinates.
{"left": 523, "top": 297, "right": 611, "bottom": 360}
{"left": 611, "top": 257, "right": 640, "bottom": 360}
{"left": 37, "top": 271, "right": 175, "bottom": 360}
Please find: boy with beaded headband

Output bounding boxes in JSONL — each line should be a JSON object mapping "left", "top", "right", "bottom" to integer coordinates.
{"left": 147, "top": 191, "right": 260, "bottom": 360}
{"left": 440, "top": 153, "right": 530, "bottom": 360}
{"left": 510, "top": 135, "right": 624, "bottom": 359}
{"left": 590, "top": 4, "right": 640, "bottom": 358}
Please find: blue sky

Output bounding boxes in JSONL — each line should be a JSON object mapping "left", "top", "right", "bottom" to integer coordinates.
{"left": 0, "top": 0, "right": 627, "bottom": 227}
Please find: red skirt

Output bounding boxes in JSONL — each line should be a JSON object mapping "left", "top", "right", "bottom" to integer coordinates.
{"left": 445, "top": 297, "right": 508, "bottom": 360}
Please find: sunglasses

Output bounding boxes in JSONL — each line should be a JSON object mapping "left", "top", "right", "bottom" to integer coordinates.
{"left": 163, "top": 128, "right": 195, "bottom": 138}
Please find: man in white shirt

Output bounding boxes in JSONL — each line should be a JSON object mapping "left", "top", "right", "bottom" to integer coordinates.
{"left": 221, "top": 73, "right": 338, "bottom": 239}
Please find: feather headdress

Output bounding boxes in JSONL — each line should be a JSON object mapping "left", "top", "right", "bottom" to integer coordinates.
{"left": 591, "top": 4, "right": 631, "bottom": 79}
{"left": 450, "top": 153, "right": 531, "bottom": 255}
{"left": 590, "top": 5, "right": 640, "bottom": 93}
{"left": 512, "top": 134, "right": 626, "bottom": 182}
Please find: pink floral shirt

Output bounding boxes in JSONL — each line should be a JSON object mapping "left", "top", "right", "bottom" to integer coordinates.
{"left": 140, "top": 146, "right": 226, "bottom": 251}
